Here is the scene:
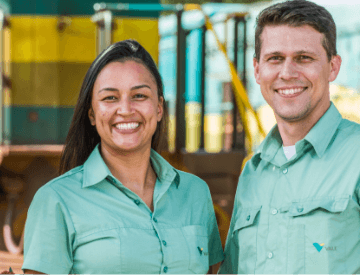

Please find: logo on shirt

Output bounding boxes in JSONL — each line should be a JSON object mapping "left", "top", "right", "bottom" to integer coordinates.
{"left": 313, "top": 243, "right": 325, "bottom": 252}
{"left": 197, "top": 246, "right": 209, "bottom": 256}
{"left": 313, "top": 243, "right": 337, "bottom": 252}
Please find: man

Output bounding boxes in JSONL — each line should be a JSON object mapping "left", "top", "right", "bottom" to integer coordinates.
{"left": 219, "top": 0, "right": 360, "bottom": 273}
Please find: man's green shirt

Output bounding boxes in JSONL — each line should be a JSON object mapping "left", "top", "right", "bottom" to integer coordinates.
{"left": 219, "top": 103, "right": 360, "bottom": 273}
{"left": 22, "top": 145, "right": 224, "bottom": 274}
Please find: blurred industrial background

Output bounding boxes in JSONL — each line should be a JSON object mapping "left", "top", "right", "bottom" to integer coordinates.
{"left": 0, "top": 0, "right": 359, "bottom": 272}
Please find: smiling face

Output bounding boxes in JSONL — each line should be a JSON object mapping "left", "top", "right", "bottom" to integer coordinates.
{"left": 89, "top": 60, "right": 163, "bottom": 155}
{"left": 253, "top": 25, "right": 341, "bottom": 125}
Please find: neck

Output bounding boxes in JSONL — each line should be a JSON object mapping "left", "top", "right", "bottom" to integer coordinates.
{"left": 276, "top": 103, "right": 330, "bottom": 146}
{"left": 100, "top": 145, "right": 156, "bottom": 195}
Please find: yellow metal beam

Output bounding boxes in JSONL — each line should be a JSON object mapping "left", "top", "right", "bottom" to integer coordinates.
{"left": 184, "top": 4, "right": 266, "bottom": 154}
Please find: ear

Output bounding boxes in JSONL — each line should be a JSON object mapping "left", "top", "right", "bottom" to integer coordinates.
{"left": 157, "top": 97, "right": 164, "bottom": 122}
{"left": 88, "top": 107, "right": 96, "bottom": 126}
{"left": 253, "top": 57, "right": 261, "bottom": 84}
{"left": 328, "top": 55, "right": 342, "bottom": 82}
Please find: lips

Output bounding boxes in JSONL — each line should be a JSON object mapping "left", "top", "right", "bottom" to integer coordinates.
{"left": 276, "top": 87, "right": 307, "bottom": 96}
{"left": 114, "top": 122, "right": 140, "bottom": 130}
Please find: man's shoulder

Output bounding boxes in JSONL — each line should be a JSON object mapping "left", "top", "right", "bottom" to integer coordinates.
{"left": 337, "top": 118, "right": 360, "bottom": 144}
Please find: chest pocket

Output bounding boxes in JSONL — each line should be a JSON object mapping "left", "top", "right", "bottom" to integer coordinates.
{"left": 286, "top": 196, "right": 352, "bottom": 274}
{"left": 72, "top": 228, "right": 121, "bottom": 273}
{"left": 182, "top": 225, "right": 209, "bottom": 274}
{"left": 232, "top": 206, "right": 261, "bottom": 273}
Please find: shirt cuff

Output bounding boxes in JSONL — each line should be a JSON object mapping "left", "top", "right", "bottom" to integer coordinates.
{"left": 22, "top": 259, "right": 71, "bottom": 274}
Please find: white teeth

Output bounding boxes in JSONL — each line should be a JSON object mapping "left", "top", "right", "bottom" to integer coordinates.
{"left": 278, "top": 88, "right": 304, "bottom": 95}
{"left": 115, "top": 122, "right": 139, "bottom": 130}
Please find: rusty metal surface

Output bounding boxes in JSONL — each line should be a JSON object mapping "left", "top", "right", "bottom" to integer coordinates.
{"left": 0, "top": 145, "right": 64, "bottom": 157}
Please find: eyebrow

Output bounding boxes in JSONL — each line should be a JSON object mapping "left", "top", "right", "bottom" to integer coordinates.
{"left": 98, "top": 85, "right": 151, "bottom": 94}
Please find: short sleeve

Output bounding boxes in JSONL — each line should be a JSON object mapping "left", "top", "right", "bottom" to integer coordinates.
{"left": 205, "top": 187, "right": 224, "bottom": 266}
{"left": 22, "top": 185, "right": 75, "bottom": 273}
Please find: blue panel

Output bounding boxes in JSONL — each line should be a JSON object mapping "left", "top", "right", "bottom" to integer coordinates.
{"left": 185, "top": 29, "right": 203, "bottom": 103}
{"left": 8, "top": 106, "right": 74, "bottom": 144}
{"left": 159, "top": 35, "right": 177, "bottom": 104}
{"left": 10, "top": 0, "right": 161, "bottom": 16}
{"left": 0, "top": 0, "right": 10, "bottom": 13}
{"left": 205, "top": 78, "right": 222, "bottom": 115}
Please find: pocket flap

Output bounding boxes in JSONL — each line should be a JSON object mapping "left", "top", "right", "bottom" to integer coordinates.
{"left": 233, "top": 206, "right": 262, "bottom": 232}
{"left": 288, "top": 196, "right": 350, "bottom": 217}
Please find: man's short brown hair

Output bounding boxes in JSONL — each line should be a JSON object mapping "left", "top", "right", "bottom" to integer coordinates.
{"left": 255, "top": 0, "right": 337, "bottom": 61}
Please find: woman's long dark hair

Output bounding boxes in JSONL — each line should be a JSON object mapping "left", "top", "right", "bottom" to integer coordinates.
{"left": 59, "top": 40, "right": 168, "bottom": 175}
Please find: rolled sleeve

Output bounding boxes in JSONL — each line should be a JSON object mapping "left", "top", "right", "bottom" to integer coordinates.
{"left": 22, "top": 185, "right": 75, "bottom": 273}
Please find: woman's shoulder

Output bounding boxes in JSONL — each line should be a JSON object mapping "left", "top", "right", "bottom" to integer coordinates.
{"left": 175, "top": 169, "right": 210, "bottom": 193}
{"left": 38, "top": 165, "right": 85, "bottom": 195}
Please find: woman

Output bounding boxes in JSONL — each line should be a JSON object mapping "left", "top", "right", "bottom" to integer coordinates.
{"left": 22, "top": 40, "right": 224, "bottom": 274}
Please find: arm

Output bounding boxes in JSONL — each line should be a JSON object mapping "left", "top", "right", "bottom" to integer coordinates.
{"left": 23, "top": 270, "right": 45, "bottom": 274}
{"left": 208, "top": 262, "right": 221, "bottom": 274}
{"left": 22, "top": 185, "right": 75, "bottom": 273}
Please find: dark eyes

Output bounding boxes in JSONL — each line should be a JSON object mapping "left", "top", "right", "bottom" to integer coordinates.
{"left": 268, "top": 56, "right": 283, "bottom": 61}
{"left": 103, "top": 95, "right": 117, "bottom": 101}
{"left": 133, "top": 94, "right": 147, "bottom": 99}
{"left": 267, "top": 55, "right": 314, "bottom": 62}
{"left": 102, "top": 94, "right": 147, "bottom": 101}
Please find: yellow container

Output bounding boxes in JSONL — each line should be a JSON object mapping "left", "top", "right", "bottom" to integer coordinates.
{"left": 167, "top": 114, "right": 176, "bottom": 153}
{"left": 185, "top": 102, "right": 202, "bottom": 153}
{"left": 204, "top": 114, "right": 223, "bottom": 153}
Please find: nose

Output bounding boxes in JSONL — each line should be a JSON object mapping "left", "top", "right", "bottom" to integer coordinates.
{"left": 116, "top": 98, "right": 134, "bottom": 115}
{"left": 278, "top": 59, "right": 299, "bottom": 80}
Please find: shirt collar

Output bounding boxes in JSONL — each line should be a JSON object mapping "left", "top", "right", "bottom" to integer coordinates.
{"left": 150, "top": 149, "right": 179, "bottom": 188}
{"left": 83, "top": 144, "right": 112, "bottom": 188}
{"left": 303, "top": 102, "right": 342, "bottom": 158}
{"left": 251, "top": 124, "right": 282, "bottom": 168}
{"left": 251, "top": 102, "right": 342, "bottom": 167}
{"left": 83, "top": 144, "right": 179, "bottom": 188}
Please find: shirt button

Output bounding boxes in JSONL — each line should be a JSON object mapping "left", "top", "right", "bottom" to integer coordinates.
{"left": 153, "top": 217, "right": 158, "bottom": 223}
{"left": 271, "top": 209, "right": 278, "bottom": 215}
{"left": 134, "top": 199, "right": 140, "bottom": 205}
{"left": 282, "top": 168, "right": 288, "bottom": 174}
{"left": 268, "top": 252, "right": 273, "bottom": 259}
{"left": 272, "top": 166, "right": 276, "bottom": 171}
{"left": 246, "top": 215, "right": 251, "bottom": 221}
{"left": 297, "top": 207, "right": 304, "bottom": 213}
{"left": 162, "top": 240, "right": 167, "bottom": 246}
{"left": 163, "top": 266, "right": 168, "bottom": 273}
